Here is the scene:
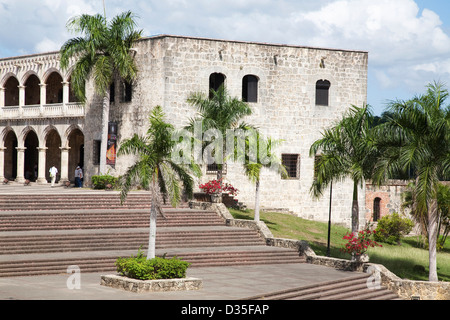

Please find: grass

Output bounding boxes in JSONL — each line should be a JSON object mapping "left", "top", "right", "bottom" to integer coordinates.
{"left": 229, "top": 208, "right": 450, "bottom": 282}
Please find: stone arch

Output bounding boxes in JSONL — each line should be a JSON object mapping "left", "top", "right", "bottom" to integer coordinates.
{"left": 23, "top": 72, "right": 41, "bottom": 105}
{"left": 0, "top": 72, "right": 19, "bottom": 87}
{"left": 24, "top": 129, "right": 39, "bottom": 181}
{"left": 2, "top": 129, "right": 18, "bottom": 180}
{"left": 67, "top": 126, "right": 85, "bottom": 181}
{"left": 18, "top": 126, "right": 38, "bottom": 148}
{"left": 3, "top": 75, "right": 20, "bottom": 106}
{"left": 45, "top": 71, "right": 64, "bottom": 104}
{"left": 44, "top": 127, "right": 61, "bottom": 182}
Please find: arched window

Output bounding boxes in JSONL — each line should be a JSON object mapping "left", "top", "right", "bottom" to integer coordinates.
{"left": 316, "top": 80, "right": 330, "bottom": 106}
{"left": 209, "top": 73, "right": 225, "bottom": 98}
{"left": 242, "top": 75, "right": 258, "bottom": 103}
{"left": 4, "top": 76, "right": 19, "bottom": 106}
{"left": 373, "top": 197, "right": 381, "bottom": 222}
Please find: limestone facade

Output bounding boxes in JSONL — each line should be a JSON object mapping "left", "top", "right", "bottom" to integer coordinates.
{"left": 0, "top": 35, "right": 369, "bottom": 228}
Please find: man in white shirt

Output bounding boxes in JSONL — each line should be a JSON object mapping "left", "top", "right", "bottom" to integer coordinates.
{"left": 49, "top": 165, "right": 58, "bottom": 187}
{"left": 74, "top": 166, "right": 83, "bottom": 188}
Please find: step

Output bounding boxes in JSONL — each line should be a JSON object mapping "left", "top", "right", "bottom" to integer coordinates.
{"left": 0, "top": 248, "right": 306, "bottom": 277}
{"left": 245, "top": 273, "right": 401, "bottom": 300}
{"left": 0, "top": 210, "right": 225, "bottom": 231}
{"left": 0, "top": 229, "right": 266, "bottom": 254}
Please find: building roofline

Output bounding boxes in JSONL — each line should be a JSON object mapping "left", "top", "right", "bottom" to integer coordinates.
{"left": 0, "top": 34, "right": 368, "bottom": 62}
{"left": 142, "top": 34, "right": 369, "bottom": 54}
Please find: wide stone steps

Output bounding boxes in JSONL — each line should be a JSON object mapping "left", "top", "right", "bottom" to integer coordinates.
{"left": 246, "top": 273, "right": 401, "bottom": 300}
{"left": 0, "top": 210, "right": 225, "bottom": 231}
{"left": 0, "top": 193, "right": 182, "bottom": 211}
{"left": 0, "top": 191, "right": 307, "bottom": 278}
{"left": 0, "top": 228, "right": 266, "bottom": 254}
{"left": 0, "top": 248, "right": 305, "bottom": 278}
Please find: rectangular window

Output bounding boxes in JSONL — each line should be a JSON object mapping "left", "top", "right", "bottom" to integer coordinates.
{"left": 121, "top": 81, "right": 132, "bottom": 102}
{"left": 282, "top": 154, "right": 300, "bottom": 179}
{"left": 206, "top": 163, "right": 227, "bottom": 175}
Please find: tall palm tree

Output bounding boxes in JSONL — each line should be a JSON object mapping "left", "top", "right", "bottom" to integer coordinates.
{"left": 374, "top": 82, "right": 450, "bottom": 282}
{"left": 310, "top": 104, "right": 378, "bottom": 233}
{"left": 60, "top": 11, "right": 142, "bottom": 174}
{"left": 186, "top": 85, "right": 252, "bottom": 183}
{"left": 238, "top": 131, "right": 287, "bottom": 222}
{"left": 118, "top": 106, "right": 200, "bottom": 259}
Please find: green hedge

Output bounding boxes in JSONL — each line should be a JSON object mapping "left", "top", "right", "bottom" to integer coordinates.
{"left": 374, "top": 212, "right": 414, "bottom": 245}
{"left": 115, "top": 250, "right": 190, "bottom": 280}
{"left": 91, "top": 175, "right": 118, "bottom": 189}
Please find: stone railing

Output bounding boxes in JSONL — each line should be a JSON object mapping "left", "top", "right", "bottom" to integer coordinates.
{"left": 189, "top": 200, "right": 450, "bottom": 300}
{"left": 0, "top": 102, "right": 84, "bottom": 119}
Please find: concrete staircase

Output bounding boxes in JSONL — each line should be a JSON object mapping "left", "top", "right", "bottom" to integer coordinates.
{"left": 0, "top": 192, "right": 305, "bottom": 277}
{"left": 246, "top": 273, "right": 402, "bottom": 300}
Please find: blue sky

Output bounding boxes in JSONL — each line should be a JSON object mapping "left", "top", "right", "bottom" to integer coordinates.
{"left": 1, "top": 0, "right": 450, "bottom": 115}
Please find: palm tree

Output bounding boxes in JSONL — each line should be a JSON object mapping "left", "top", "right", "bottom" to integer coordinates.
{"left": 118, "top": 106, "right": 200, "bottom": 259}
{"left": 60, "top": 11, "right": 142, "bottom": 174}
{"left": 186, "top": 85, "right": 252, "bottom": 183}
{"left": 373, "top": 82, "right": 450, "bottom": 282}
{"left": 238, "top": 131, "right": 287, "bottom": 222}
{"left": 310, "top": 104, "right": 378, "bottom": 233}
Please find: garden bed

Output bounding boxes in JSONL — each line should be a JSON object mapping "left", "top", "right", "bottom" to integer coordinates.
{"left": 100, "top": 274, "right": 203, "bottom": 293}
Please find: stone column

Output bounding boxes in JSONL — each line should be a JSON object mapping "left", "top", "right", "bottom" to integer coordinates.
{"left": 62, "top": 81, "right": 69, "bottom": 115}
{"left": 39, "top": 83, "right": 47, "bottom": 115}
{"left": 59, "top": 146, "right": 71, "bottom": 182}
{"left": 36, "top": 147, "right": 48, "bottom": 184}
{"left": 0, "top": 147, "right": 5, "bottom": 181}
{"left": 18, "top": 85, "right": 25, "bottom": 116}
{"left": 15, "top": 147, "right": 26, "bottom": 183}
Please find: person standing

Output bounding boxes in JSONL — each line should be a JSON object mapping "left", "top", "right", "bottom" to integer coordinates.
{"left": 74, "top": 165, "right": 83, "bottom": 188}
{"left": 49, "top": 165, "right": 58, "bottom": 187}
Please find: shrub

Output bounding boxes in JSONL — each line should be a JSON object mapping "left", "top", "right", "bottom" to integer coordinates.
{"left": 374, "top": 212, "right": 414, "bottom": 245}
{"left": 341, "top": 227, "right": 381, "bottom": 258}
{"left": 115, "top": 250, "right": 190, "bottom": 280}
{"left": 199, "top": 179, "right": 238, "bottom": 196}
{"left": 91, "top": 174, "right": 118, "bottom": 189}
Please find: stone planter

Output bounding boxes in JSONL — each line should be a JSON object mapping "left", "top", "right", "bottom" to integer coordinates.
{"left": 352, "top": 253, "right": 369, "bottom": 263}
{"left": 210, "top": 193, "right": 222, "bottom": 203}
{"left": 100, "top": 274, "right": 203, "bottom": 293}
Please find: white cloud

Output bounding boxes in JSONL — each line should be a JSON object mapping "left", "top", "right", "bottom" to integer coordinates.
{"left": 1, "top": 0, "right": 450, "bottom": 113}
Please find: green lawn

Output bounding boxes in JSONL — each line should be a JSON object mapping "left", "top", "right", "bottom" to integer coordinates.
{"left": 228, "top": 208, "right": 450, "bottom": 282}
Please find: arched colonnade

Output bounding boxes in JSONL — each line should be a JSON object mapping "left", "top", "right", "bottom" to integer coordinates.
{"left": 0, "top": 123, "right": 84, "bottom": 184}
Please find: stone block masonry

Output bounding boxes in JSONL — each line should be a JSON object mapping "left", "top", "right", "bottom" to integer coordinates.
{"left": 0, "top": 34, "right": 368, "bottom": 229}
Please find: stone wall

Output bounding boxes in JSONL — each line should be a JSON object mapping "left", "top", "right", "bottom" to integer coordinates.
{"left": 106, "top": 35, "right": 368, "bottom": 229}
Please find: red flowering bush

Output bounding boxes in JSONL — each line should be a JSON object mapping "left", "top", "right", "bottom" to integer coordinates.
{"left": 199, "top": 179, "right": 238, "bottom": 196}
{"left": 341, "top": 228, "right": 382, "bottom": 257}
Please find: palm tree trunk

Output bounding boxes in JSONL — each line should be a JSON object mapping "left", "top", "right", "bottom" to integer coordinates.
{"left": 254, "top": 179, "right": 260, "bottom": 222}
{"left": 99, "top": 93, "right": 110, "bottom": 175}
{"left": 428, "top": 198, "right": 439, "bottom": 282}
{"left": 352, "top": 180, "right": 359, "bottom": 233}
{"left": 147, "top": 183, "right": 158, "bottom": 260}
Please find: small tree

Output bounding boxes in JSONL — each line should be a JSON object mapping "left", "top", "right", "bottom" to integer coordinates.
{"left": 310, "top": 104, "right": 379, "bottom": 233}
{"left": 374, "top": 82, "right": 450, "bottom": 281}
{"left": 185, "top": 85, "right": 252, "bottom": 184}
{"left": 118, "top": 106, "right": 200, "bottom": 259}
{"left": 237, "top": 131, "right": 287, "bottom": 222}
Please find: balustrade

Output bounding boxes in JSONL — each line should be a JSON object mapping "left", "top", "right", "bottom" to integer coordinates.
{"left": 0, "top": 102, "right": 84, "bottom": 119}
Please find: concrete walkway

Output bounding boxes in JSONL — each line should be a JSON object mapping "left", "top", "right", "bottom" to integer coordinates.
{"left": 0, "top": 263, "right": 360, "bottom": 300}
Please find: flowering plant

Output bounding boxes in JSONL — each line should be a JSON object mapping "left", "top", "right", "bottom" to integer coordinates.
{"left": 199, "top": 179, "right": 238, "bottom": 196}
{"left": 341, "top": 228, "right": 381, "bottom": 257}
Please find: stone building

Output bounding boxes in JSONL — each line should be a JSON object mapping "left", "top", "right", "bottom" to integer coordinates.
{"left": 0, "top": 35, "right": 369, "bottom": 228}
